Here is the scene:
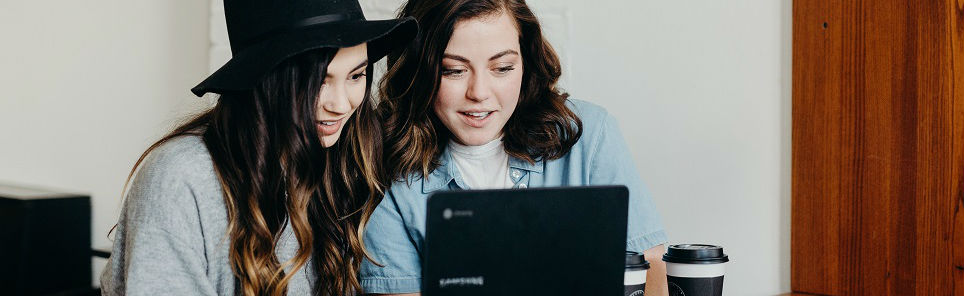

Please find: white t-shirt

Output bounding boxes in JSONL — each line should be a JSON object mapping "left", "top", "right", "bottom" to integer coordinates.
{"left": 448, "top": 137, "right": 513, "bottom": 189}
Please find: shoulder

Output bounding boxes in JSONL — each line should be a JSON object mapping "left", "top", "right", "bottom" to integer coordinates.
{"left": 140, "top": 135, "right": 213, "bottom": 178}
{"left": 136, "top": 135, "right": 216, "bottom": 185}
{"left": 387, "top": 173, "right": 427, "bottom": 201}
{"left": 126, "top": 135, "right": 220, "bottom": 211}
{"left": 565, "top": 98, "right": 612, "bottom": 122}
{"left": 564, "top": 98, "right": 619, "bottom": 142}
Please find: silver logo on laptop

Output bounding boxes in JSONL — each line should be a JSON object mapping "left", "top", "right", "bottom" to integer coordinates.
{"left": 443, "top": 208, "right": 452, "bottom": 219}
{"left": 442, "top": 208, "right": 473, "bottom": 220}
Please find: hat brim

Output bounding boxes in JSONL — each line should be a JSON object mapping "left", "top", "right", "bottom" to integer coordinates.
{"left": 191, "top": 17, "right": 417, "bottom": 97}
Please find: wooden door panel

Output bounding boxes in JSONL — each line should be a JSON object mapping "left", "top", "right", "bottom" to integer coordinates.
{"left": 792, "top": 0, "right": 964, "bottom": 295}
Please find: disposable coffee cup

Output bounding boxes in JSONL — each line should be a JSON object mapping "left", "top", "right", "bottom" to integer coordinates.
{"left": 662, "top": 244, "right": 728, "bottom": 296}
{"left": 624, "top": 251, "right": 650, "bottom": 296}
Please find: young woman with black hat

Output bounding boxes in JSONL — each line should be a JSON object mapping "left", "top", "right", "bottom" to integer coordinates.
{"left": 360, "top": 0, "right": 669, "bottom": 295}
{"left": 100, "top": 0, "right": 416, "bottom": 295}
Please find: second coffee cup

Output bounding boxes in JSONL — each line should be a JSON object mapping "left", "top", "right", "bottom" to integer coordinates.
{"left": 624, "top": 251, "right": 650, "bottom": 296}
{"left": 662, "top": 244, "right": 728, "bottom": 296}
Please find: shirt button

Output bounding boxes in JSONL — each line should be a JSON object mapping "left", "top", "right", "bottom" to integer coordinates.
{"left": 517, "top": 183, "right": 528, "bottom": 189}
{"left": 511, "top": 170, "right": 521, "bottom": 179}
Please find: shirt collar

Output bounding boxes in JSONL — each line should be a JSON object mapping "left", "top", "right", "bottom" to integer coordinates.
{"left": 422, "top": 145, "right": 544, "bottom": 194}
{"left": 422, "top": 147, "right": 457, "bottom": 194}
{"left": 508, "top": 154, "right": 544, "bottom": 174}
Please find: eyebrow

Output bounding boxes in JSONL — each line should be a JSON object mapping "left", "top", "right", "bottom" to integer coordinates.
{"left": 488, "top": 49, "right": 519, "bottom": 61}
{"left": 443, "top": 53, "right": 470, "bottom": 63}
{"left": 350, "top": 60, "right": 369, "bottom": 72}
{"left": 443, "top": 49, "right": 520, "bottom": 63}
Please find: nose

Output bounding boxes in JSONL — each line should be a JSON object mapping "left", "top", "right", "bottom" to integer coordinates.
{"left": 466, "top": 72, "right": 494, "bottom": 102}
{"left": 320, "top": 83, "right": 352, "bottom": 115}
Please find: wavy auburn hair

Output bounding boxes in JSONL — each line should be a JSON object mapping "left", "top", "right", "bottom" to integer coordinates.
{"left": 378, "top": 0, "right": 582, "bottom": 180}
{"left": 122, "top": 48, "right": 385, "bottom": 295}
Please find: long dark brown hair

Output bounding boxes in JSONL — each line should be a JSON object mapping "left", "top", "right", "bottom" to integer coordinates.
{"left": 121, "top": 48, "right": 385, "bottom": 295}
{"left": 378, "top": 0, "right": 582, "bottom": 180}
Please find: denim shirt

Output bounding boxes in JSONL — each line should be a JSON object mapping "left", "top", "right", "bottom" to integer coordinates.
{"left": 359, "top": 99, "right": 668, "bottom": 294}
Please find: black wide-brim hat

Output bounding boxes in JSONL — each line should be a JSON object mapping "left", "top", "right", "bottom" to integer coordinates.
{"left": 191, "top": 0, "right": 417, "bottom": 97}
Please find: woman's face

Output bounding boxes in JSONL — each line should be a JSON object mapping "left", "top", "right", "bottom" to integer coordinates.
{"left": 434, "top": 12, "right": 523, "bottom": 146}
{"left": 316, "top": 43, "right": 368, "bottom": 147}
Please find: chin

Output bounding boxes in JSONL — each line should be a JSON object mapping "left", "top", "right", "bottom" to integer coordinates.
{"left": 321, "top": 134, "right": 341, "bottom": 148}
{"left": 455, "top": 131, "right": 499, "bottom": 146}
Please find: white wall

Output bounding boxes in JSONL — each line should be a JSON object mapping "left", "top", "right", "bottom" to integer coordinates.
{"left": 0, "top": 0, "right": 210, "bottom": 287}
{"left": 557, "top": 1, "right": 791, "bottom": 294}
{"left": 359, "top": 0, "right": 792, "bottom": 295}
{"left": 553, "top": 1, "right": 790, "bottom": 295}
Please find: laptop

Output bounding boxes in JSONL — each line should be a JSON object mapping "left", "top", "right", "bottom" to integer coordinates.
{"left": 422, "top": 185, "right": 629, "bottom": 296}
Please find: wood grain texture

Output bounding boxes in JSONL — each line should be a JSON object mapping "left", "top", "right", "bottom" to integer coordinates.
{"left": 792, "top": 0, "right": 964, "bottom": 295}
{"left": 951, "top": 1, "right": 964, "bottom": 295}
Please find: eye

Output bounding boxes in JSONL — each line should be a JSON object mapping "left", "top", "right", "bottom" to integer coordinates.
{"left": 442, "top": 68, "right": 467, "bottom": 78}
{"left": 349, "top": 72, "right": 367, "bottom": 81}
{"left": 494, "top": 65, "right": 515, "bottom": 74}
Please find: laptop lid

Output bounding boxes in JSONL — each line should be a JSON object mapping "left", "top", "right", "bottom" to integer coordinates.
{"left": 423, "top": 185, "right": 629, "bottom": 296}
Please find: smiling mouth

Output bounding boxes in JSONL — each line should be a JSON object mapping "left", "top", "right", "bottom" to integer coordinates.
{"left": 460, "top": 111, "right": 493, "bottom": 119}
{"left": 316, "top": 118, "right": 343, "bottom": 136}
{"left": 458, "top": 111, "right": 495, "bottom": 128}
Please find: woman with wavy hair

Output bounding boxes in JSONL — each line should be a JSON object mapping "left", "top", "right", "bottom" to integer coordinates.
{"left": 100, "top": 0, "right": 416, "bottom": 295}
{"left": 359, "top": 0, "right": 669, "bottom": 295}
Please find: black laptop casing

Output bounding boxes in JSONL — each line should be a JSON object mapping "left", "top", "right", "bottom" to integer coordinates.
{"left": 423, "top": 185, "right": 629, "bottom": 296}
